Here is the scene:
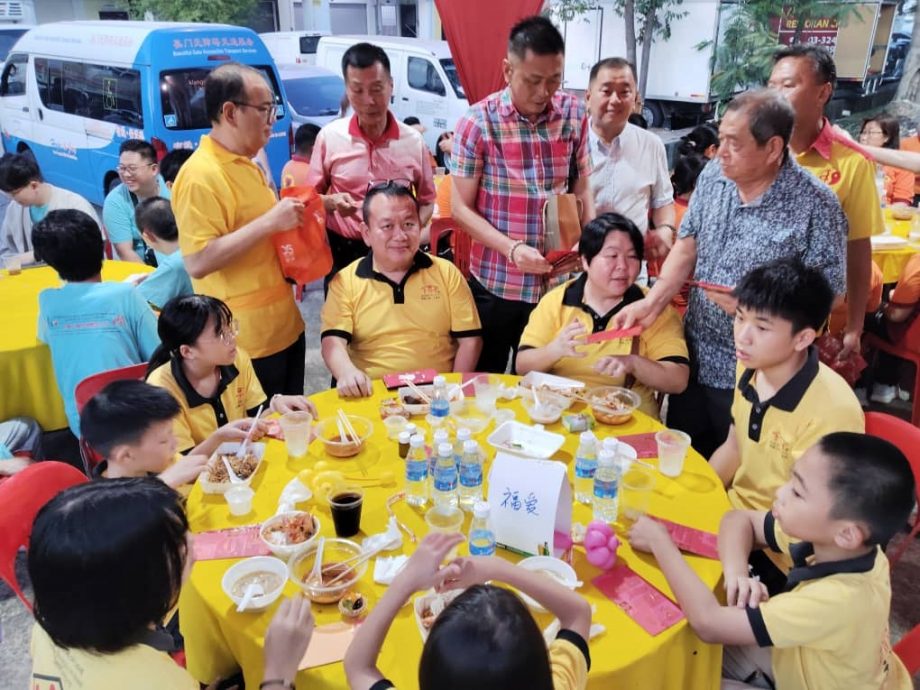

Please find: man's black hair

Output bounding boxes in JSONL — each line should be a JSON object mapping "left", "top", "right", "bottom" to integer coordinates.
{"left": 508, "top": 16, "right": 565, "bottom": 59}
{"left": 159, "top": 149, "right": 192, "bottom": 184}
{"left": 341, "top": 42, "right": 391, "bottom": 77}
{"left": 80, "top": 380, "right": 180, "bottom": 458}
{"left": 293, "top": 123, "right": 321, "bottom": 155}
{"left": 733, "top": 257, "right": 833, "bottom": 332}
{"left": 0, "top": 153, "right": 42, "bottom": 192}
{"left": 362, "top": 181, "right": 419, "bottom": 225}
{"left": 135, "top": 197, "right": 177, "bottom": 242}
{"left": 31, "top": 210, "right": 104, "bottom": 282}
{"left": 118, "top": 139, "right": 157, "bottom": 164}
{"left": 773, "top": 43, "right": 837, "bottom": 92}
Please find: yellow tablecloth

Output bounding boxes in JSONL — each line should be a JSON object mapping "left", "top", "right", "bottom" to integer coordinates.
{"left": 0, "top": 261, "right": 152, "bottom": 431}
{"left": 180, "top": 375, "right": 729, "bottom": 690}
{"left": 872, "top": 210, "right": 917, "bottom": 284}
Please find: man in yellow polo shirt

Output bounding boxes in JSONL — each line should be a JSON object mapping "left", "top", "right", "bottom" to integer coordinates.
{"left": 769, "top": 44, "right": 884, "bottom": 362}
{"left": 172, "top": 63, "right": 306, "bottom": 398}
{"left": 321, "top": 182, "right": 482, "bottom": 397}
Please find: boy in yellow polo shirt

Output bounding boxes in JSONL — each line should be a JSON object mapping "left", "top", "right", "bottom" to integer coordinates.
{"left": 629, "top": 432, "right": 914, "bottom": 690}
{"left": 321, "top": 182, "right": 482, "bottom": 397}
{"left": 710, "top": 258, "right": 864, "bottom": 590}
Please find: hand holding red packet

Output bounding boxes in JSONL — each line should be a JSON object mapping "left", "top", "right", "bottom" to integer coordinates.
{"left": 585, "top": 326, "right": 643, "bottom": 344}
{"left": 651, "top": 516, "right": 720, "bottom": 560}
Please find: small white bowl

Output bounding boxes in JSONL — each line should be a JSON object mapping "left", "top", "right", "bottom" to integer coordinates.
{"left": 414, "top": 588, "right": 463, "bottom": 640}
{"left": 221, "top": 556, "right": 288, "bottom": 612}
{"left": 259, "top": 511, "right": 321, "bottom": 559}
{"left": 516, "top": 556, "right": 579, "bottom": 612}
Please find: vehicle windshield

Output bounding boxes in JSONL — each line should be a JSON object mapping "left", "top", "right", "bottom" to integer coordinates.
{"left": 159, "top": 65, "right": 284, "bottom": 130}
{"left": 283, "top": 75, "right": 343, "bottom": 117}
{"left": 0, "top": 29, "right": 27, "bottom": 62}
{"left": 440, "top": 59, "right": 465, "bottom": 99}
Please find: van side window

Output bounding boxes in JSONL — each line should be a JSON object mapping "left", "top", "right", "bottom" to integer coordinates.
{"left": 407, "top": 57, "right": 445, "bottom": 97}
{"left": 33, "top": 59, "right": 143, "bottom": 127}
{"left": 0, "top": 53, "right": 27, "bottom": 97}
{"left": 36, "top": 58, "right": 64, "bottom": 111}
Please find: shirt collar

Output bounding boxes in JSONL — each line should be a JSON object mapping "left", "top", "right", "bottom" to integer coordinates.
{"left": 169, "top": 354, "right": 239, "bottom": 408}
{"left": 737, "top": 346, "right": 819, "bottom": 412}
{"left": 785, "top": 542, "right": 880, "bottom": 590}
{"left": 804, "top": 117, "right": 838, "bottom": 161}
{"left": 561, "top": 274, "right": 644, "bottom": 333}
{"left": 355, "top": 249, "right": 433, "bottom": 279}
{"left": 347, "top": 111, "right": 400, "bottom": 145}
{"left": 291, "top": 153, "right": 311, "bottom": 163}
{"left": 588, "top": 121, "right": 628, "bottom": 158}
{"left": 497, "top": 86, "right": 561, "bottom": 123}
{"left": 197, "top": 134, "right": 250, "bottom": 164}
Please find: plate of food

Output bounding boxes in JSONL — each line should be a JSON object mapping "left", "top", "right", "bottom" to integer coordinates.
{"left": 198, "top": 442, "right": 266, "bottom": 494}
{"left": 259, "top": 511, "right": 321, "bottom": 559}
{"left": 414, "top": 588, "right": 463, "bottom": 640}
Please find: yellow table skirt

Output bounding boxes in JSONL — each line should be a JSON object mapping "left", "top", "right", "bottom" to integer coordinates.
{"left": 180, "top": 374, "right": 729, "bottom": 690}
{"left": 0, "top": 261, "right": 152, "bottom": 431}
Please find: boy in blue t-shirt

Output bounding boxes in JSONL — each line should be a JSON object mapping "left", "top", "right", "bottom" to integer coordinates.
{"left": 132, "top": 197, "right": 192, "bottom": 310}
{"left": 33, "top": 209, "right": 160, "bottom": 437}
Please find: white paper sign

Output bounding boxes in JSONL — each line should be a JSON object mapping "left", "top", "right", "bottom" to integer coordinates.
{"left": 487, "top": 452, "right": 572, "bottom": 557}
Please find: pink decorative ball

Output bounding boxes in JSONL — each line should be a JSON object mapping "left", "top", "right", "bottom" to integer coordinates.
{"left": 585, "top": 521, "right": 619, "bottom": 570}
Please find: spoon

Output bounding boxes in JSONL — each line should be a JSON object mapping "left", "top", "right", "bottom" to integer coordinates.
{"left": 307, "top": 537, "right": 326, "bottom": 587}
{"left": 222, "top": 456, "right": 243, "bottom": 484}
{"left": 236, "top": 582, "right": 264, "bottom": 612}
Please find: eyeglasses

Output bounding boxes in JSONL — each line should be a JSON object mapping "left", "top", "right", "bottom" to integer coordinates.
{"left": 366, "top": 178, "right": 417, "bottom": 198}
{"left": 117, "top": 163, "right": 155, "bottom": 175}
{"left": 859, "top": 129, "right": 884, "bottom": 138}
{"left": 217, "top": 319, "right": 240, "bottom": 345}
{"left": 232, "top": 101, "right": 278, "bottom": 123}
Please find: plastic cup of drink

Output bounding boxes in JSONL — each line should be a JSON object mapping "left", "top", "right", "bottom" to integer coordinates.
{"left": 4, "top": 257, "right": 21, "bottom": 275}
{"left": 473, "top": 375, "right": 499, "bottom": 413}
{"left": 225, "top": 485, "right": 255, "bottom": 516}
{"left": 424, "top": 506, "right": 465, "bottom": 559}
{"left": 655, "top": 429, "right": 691, "bottom": 477}
{"left": 329, "top": 488, "right": 364, "bottom": 537}
{"left": 619, "top": 462, "right": 656, "bottom": 527}
{"left": 279, "top": 410, "right": 313, "bottom": 459}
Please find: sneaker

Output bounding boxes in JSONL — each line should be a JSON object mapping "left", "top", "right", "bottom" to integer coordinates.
{"left": 898, "top": 387, "right": 911, "bottom": 402}
{"left": 870, "top": 384, "right": 898, "bottom": 404}
{"left": 854, "top": 387, "right": 868, "bottom": 406}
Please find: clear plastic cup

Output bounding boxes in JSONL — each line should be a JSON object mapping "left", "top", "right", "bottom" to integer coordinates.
{"left": 279, "top": 410, "right": 313, "bottom": 459}
{"left": 473, "top": 375, "right": 499, "bottom": 413}
{"left": 618, "top": 462, "right": 656, "bottom": 528}
{"left": 4, "top": 257, "right": 21, "bottom": 275}
{"left": 424, "top": 506, "right": 465, "bottom": 560}
{"left": 225, "top": 485, "right": 255, "bottom": 516}
{"left": 655, "top": 429, "right": 692, "bottom": 477}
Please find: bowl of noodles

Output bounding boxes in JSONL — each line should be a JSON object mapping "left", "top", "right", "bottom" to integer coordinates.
{"left": 585, "top": 386, "right": 641, "bottom": 425}
{"left": 289, "top": 538, "right": 367, "bottom": 603}
{"left": 259, "top": 511, "right": 321, "bottom": 559}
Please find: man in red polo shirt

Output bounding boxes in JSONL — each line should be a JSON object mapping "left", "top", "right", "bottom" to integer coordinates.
{"left": 307, "top": 42, "right": 436, "bottom": 284}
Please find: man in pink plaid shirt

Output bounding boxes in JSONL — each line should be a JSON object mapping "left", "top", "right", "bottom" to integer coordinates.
{"left": 451, "top": 16, "right": 595, "bottom": 373}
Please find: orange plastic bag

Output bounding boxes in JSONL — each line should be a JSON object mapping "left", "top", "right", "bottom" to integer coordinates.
{"left": 273, "top": 186, "right": 333, "bottom": 287}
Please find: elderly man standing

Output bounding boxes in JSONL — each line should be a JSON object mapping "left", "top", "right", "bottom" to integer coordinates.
{"left": 451, "top": 16, "right": 595, "bottom": 373}
{"left": 307, "top": 42, "right": 436, "bottom": 283}
{"left": 768, "top": 44, "right": 884, "bottom": 361}
{"left": 172, "top": 63, "right": 306, "bottom": 398}
{"left": 615, "top": 89, "right": 848, "bottom": 457}
{"left": 321, "top": 182, "right": 482, "bottom": 397}
{"left": 584, "top": 58, "right": 675, "bottom": 256}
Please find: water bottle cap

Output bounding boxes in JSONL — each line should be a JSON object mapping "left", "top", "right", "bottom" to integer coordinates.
{"left": 463, "top": 439, "right": 478, "bottom": 452}
{"left": 433, "top": 429, "right": 449, "bottom": 442}
{"left": 602, "top": 437, "right": 619, "bottom": 451}
{"left": 433, "top": 375, "right": 446, "bottom": 386}
{"left": 398, "top": 431, "right": 411, "bottom": 443}
{"left": 579, "top": 431, "right": 596, "bottom": 444}
{"left": 438, "top": 442, "right": 453, "bottom": 456}
{"left": 597, "top": 448, "right": 616, "bottom": 465}
{"left": 409, "top": 434, "right": 425, "bottom": 447}
{"left": 405, "top": 423, "right": 417, "bottom": 433}
{"left": 457, "top": 427, "right": 472, "bottom": 440}
{"left": 473, "top": 501, "right": 490, "bottom": 519}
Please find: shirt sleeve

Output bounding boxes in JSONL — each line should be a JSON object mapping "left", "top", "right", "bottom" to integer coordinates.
{"left": 0, "top": 202, "right": 17, "bottom": 260}
{"left": 842, "top": 154, "right": 885, "bottom": 241}
{"left": 890, "top": 256, "right": 920, "bottom": 305}
{"left": 304, "top": 128, "right": 330, "bottom": 193}
{"left": 750, "top": 580, "right": 850, "bottom": 649}
{"left": 128, "top": 290, "right": 161, "bottom": 360}
{"left": 806, "top": 196, "right": 848, "bottom": 296}
{"left": 548, "top": 631, "right": 590, "bottom": 690}
{"left": 640, "top": 305, "right": 689, "bottom": 362}
{"left": 415, "top": 141, "right": 437, "bottom": 204}
{"left": 147, "top": 368, "right": 197, "bottom": 454}
{"left": 677, "top": 162, "right": 714, "bottom": 239}
{"left": 102, "top": 191, "right": 135, "bottom": 245}
{"left": 450, "top": 111, "right": 484, "bottom": 179}
{"left": 518, "top": 292, "right": 561, "bottom": 350}
{"left": 888, "top": 166, "right": 914, "bottom": 205}
{"left": 73, "top": 193, "right": 101, "bottom": 226}
{"left": 320, "top": 272, "right": 355, "bottom": 342}
{"left": 174, "top": 176, "right": 232, "bottom": 256}
{"left": 651, "top": 139, "right": 675, "bottom": 209}
{"left": 572, "top": 109, "right": 592, "bottom": 182}
{"left": 444, "top": 262, "right": 482, "bottom": 337}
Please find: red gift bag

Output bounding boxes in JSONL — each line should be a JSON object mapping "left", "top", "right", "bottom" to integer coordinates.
{"left": 272, "top": 186, "right": 333, "bottom": 286}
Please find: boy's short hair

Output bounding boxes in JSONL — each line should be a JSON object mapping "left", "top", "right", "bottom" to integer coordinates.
{"left": 118, "top": 139, "right": 157, "bottom": 163}
{"left": 80, "top": 380, "right": 180, "bottom": 457}
{"left": 135, "top": 196, "right": 177, "bottom": 242}
{"left": 293, "top": 123, "right": 320, "bottom": 155}
{"left": 733, "top": 257, "right": 833, "bottom": 332}
{"left": 0, "top": 152, "right": 42, "bottom": 192}
{"left": 32, "top": 209, "right": 104, "bottom": 282}
{"left": 29, "top": 478, "right": 188, "bottom": 653}
{"left": 819, "top": 432, "right": 915, "bottom": 546}
{"left": 159, "top": 149, "right": 192, "bottom": 184}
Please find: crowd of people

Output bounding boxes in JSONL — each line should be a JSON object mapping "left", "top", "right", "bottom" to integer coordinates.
{"left": 4, "top": 12, "right": 920, "bottom": 690}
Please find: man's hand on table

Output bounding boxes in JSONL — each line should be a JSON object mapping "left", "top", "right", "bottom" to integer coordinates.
{"left": 263, "top": 595, "right": 315, "bottom": 683}
{"left": 159, "top": 453, "right": 209, "bottom": 488}
{"left": 270, "top": 394, "right": 319, "bottom": 419}
{"left": 337, "top": 368, "right": 373, "bottom": 398}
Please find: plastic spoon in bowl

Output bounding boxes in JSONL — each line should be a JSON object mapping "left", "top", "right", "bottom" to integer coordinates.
{"left": 306, "top": 537, "right": 326, "bottom": 587}
{"left": 222, "top": 456, "right": 243, "bottom": 484}
{"left": 236, "top": 582, "right": 264, "bottom": 612}
{"left": 237, "top": 404, "right": 264, "bottom": 460}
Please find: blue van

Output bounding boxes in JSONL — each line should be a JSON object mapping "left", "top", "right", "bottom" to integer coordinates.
{"left": 0, "top": 21, "right": 292, "bottom": 205}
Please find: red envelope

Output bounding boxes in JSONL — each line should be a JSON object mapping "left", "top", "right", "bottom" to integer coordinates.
{"left": 382, "top": 368, "right": 437, "bottom": 389}
{"left": 593, "top": 565, "right": 685, "bottom": 635}
{"left": 652, "top": 517, "right": 720, "bottom": 560}
{"left": 686, "top": 280, "right": 733, "bottom": 294}
{"left": 616, "top": 432, "right": 658, "bottom": 458}
{"left": 191, "top": 526, "right": 269, "bottom": 561}
{"left": 585, "top": 326, "right": 643, "bottom": 344}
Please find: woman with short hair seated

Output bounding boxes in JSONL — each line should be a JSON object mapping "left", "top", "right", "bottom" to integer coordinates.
{"left": 516, "top": 212, "right": 690, "bottom": 419}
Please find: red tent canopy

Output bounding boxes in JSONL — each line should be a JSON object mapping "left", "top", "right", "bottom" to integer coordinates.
{"left": 434, "top": 0, "right": 545, "bottom": 105}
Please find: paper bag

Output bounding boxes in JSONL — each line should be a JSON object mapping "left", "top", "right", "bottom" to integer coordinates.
{"left": 273, "top": 186, "right": 333, "bottom": 287}
{"left": 543, "top": 194, "right": 582, "bottom": 265}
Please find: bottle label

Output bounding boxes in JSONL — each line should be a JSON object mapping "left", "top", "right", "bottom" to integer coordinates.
{"left": 406, "top": 460, "right": 427, "bottom": 483}
{"left": 574, "top": 458, "right": 597, "bottom": 480}
{"left": 430, "top": 400, "right": 450, "bottom": 418}
{"left": 593, "top": 477, "right": 618, "bottom": 500}
{"left": 433, "top": 466, "right": 457, "bottom": 492}
{"left": 469, "top": 530, "right": 495, "bottom": 556}
{"left": 459, "top": 462, "right": 482, "bottom": 488}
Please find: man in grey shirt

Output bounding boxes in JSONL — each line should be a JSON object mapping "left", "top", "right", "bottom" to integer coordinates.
{"left": 614, "top": 89, "right": 847, "bottom": 457}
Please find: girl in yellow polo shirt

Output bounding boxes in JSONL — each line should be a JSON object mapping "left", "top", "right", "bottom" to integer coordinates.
{"left": 517, "top": 212, "right": 690, "bottom": 419}
{"left": 146, "top": 295, "right": 316, "bottom": 455}
{"left": 29, "top": 478, "right": 314, "bottom": 690}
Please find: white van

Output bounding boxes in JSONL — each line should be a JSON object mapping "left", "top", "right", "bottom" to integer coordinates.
{"left": 260, "top": 31, "right": 328, "bottom": 66}
{"left": 316, "top": 35, "right": 468, "bottom": 151}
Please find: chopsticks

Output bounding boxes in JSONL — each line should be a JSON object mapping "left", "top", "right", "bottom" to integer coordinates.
{"left": 402, "top": 379, "right": 432, "bottom": 404}
{"left": 324, "top": 544, "right": 384, "bottom": 587}
{"left": 337, "top": 409, "right": 368, "bottom": 476}
{"left": 236, "top": 404, "right": 264, "bottom": 459}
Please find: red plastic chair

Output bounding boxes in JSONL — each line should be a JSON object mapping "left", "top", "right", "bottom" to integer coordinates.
{"left": 894, "top": 622, "right": 920, "bottom": 675}
{"left": 864, "top": 411, "right": 920, "bottom": 567}
{"left": 863, "top": 315, "right": 920, "bottom": 427}
{"left": 74, "top": 362, "right": 149, "bottom": 476}
{"left": 0, "top": 461, "right": 88, "bottom": 610}
{"left": 429, "top": 217, "right": 472, "bottom": 279}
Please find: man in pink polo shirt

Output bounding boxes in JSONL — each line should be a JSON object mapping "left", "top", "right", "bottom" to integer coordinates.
{"left": 307, "top": 42, "right": 436, "bottom": 284}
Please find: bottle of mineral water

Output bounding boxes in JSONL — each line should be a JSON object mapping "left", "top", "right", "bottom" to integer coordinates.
{"left": 405, "top": 434, "right": 429, "bottom": 507}
{"left": 430, "top": 428, "right": 450, "bottom": 492}
{"left": 573, "top": 431, "right": 598, "bottom": 504}
{"left": 454, "top": 427, "right": 472, "bottom": 467}
{"left": 593, "top": 447, "right": 619, "bottom": 523}
{"left": 432, "top": 442, "right": 459, "bottom": 509}
{"left": 458, "top": 440, "right": 483, "bottom": 509}
{"left": 469, "top": 501, "right": 496, "bottom": 556}
{"left": 430, "top": 375, "right": 451, "bottom": 420}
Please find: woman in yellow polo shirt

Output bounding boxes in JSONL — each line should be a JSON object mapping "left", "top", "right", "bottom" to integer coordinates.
{"left": 517, "top": 212, "right": 689, "bottom": 419}
{"left": 147, "top": 295, "right": 316, "bottom": 454}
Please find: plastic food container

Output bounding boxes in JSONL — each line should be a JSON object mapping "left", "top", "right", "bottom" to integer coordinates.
{"left": 313, "top": 415, "right": 373, "bottom": 458}
{"left": 289, "top": 538, "right": 367, "bottom": 604}
{"left": 452, "top": 406, "right": 493, "bottom": 435}
{"left": 585, "top": 386, "right": 641, "bottom": 425}
{"left": 259, "top": 511, "right": 321, "bottom": 559}
{"left": 516, "top": 556, "right": 579, "bottom": 612}
{"left": 221, "top": 556, "right": 288, "bottom": 612}
{"left": 486, "top": 421, "right": 565, "bottom": 459}
{"left": 521, "top": 399, "right": 564, "bottom": 425}
{"left": 198, "top": 442, "right": 266, "bottom": 495}
{"left": 414, "top": 588, "right": 463, "bottom": 640}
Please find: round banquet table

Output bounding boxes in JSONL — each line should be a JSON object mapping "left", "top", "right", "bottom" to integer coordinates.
{"left": 872, "top": 209, "right": 918, "bottom": 284}
{"left": 0, "top": 260, "right": 152, "bottom": 431}
{"left": 180, "top": 374, "right": 730, "bottom": 690}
